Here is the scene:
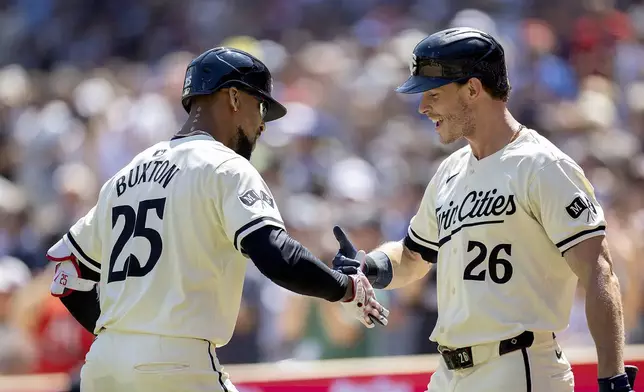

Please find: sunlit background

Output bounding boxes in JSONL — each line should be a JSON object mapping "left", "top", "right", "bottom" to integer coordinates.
{"left": 1, "top": 0, "right": 644, "bottom": 391}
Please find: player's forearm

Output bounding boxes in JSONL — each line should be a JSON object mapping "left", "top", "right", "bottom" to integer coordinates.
{"left": 243, "top": 227, "right": 349, "bottom": 302}
{"left": 584, "top": 269, "right": 625, "bottom": 378}
{"left": 566, "top": 238, "right": 626, "bottom": 378}
{"left": 371, "top": 240, "right": 431, "bottom": 290}
{"left": 60, "top": 288, "right": 100, "bottom": 334}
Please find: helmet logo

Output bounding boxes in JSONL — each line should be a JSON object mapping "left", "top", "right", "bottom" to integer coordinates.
{"left": 410, "top": 54, "right": 418, "bottom": 76}
{"left": 183, "top": 67, "right": 193, "bottom": 88}
{"left": 182, "top": 67, "right": 193, "bottom": 97}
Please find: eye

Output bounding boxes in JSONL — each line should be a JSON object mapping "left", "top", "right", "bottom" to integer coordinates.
{"left": 259, "top": 101, "right": 267, "bottom": 120}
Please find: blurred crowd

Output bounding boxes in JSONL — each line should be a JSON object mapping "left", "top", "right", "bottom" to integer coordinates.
{"left": 1, "top": 0, "right": 644, "bottom": 383}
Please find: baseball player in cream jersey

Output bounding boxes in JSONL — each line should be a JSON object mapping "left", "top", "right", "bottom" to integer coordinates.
{"left": 332, "top": 28, "right": 637, "bottom": 392}
{"left": 46, "top": 48, "right": 388, "bottom": 392}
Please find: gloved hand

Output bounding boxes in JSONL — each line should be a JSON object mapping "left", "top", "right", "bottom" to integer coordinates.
{"left": 340, "top": 250, "right": 390, "bottom": 328}
{"left": 598, "top": 365, "right": 638, "bottom": 392}
{"left": 332, "top": 225, "right": 364, "bottom": 275}
{"left": 332, "top": 225, "right": 394, "bottom": 290}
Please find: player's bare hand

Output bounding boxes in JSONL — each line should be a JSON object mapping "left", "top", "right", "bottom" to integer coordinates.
{"left": 341, "top": 251, "right": 390, "bottom": 328}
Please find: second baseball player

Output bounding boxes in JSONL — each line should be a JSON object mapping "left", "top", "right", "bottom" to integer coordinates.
{"left": 333, "top": 27, "right": 635, "bottom": 392}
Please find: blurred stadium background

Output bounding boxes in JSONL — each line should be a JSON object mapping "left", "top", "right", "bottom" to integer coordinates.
{"left": 1, "top": 0, "right": 644, "bottom": 390}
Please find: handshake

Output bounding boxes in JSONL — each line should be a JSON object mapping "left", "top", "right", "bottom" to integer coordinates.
{"left": 332, "top": 226, "right": 390, "bottom": 329}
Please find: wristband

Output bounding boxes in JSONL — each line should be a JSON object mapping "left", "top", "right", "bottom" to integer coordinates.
{"left": 364, "top": 251, "right": 393, "bottom": 289}
{"left": 598, "top": 373, "right": 631, "bottom": 392}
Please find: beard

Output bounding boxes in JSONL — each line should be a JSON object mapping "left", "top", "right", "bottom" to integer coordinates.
{"left": 233, "top": 126, "right": 258, "bottom": 160}
{"left": 438, "top": 96, "right": 475, "bottom": 145}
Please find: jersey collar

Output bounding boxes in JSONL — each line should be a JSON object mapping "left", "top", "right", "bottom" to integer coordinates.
{"left": 170, "top": 131, "right": 216, "bottom": 142}
{"left": 467, "top": 127, "right": 529, "bottom": 169}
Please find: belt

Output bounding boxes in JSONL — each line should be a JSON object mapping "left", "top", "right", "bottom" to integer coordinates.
{"left": 438, "top": 331, "right": 556, "bottom": 370}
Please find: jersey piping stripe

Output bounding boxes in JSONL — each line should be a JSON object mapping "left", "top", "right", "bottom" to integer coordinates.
{"left": 65, "top": 232, "right": 101, "bottom": 271}
{"left": 408, "top": 227, "right": 439, "bottom": 250}
{"left": 405, "top": 233, "right": 438, "bottom": 256}
{"left": 233, "top": 216, "right": 285, "bottom": 251}
{"left": 555, "top": 225, "right": 606, "bottom": 253}
{"left": 521, "top": 347, "right": 532, "bottom": 392}
{"left": 207, "top": 341, "right": 229, "bottom": 392}
{"left": 445, "top": 172, "right": 459, "bottom": 184}
{"left": 437, "top": 220, "right": 505, "bottom": 247}
{"left": 170, "top": 132, "right": 214, "bottom": 141}
{"left": 404, "top": 235, "right": 438, "bottom": 263}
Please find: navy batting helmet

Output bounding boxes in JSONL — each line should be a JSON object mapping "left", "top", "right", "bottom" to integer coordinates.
{"left": 396, "top": 28, "right": 508, "bottom": 95}
{"left": 181, "top": 47, "right": 287, "bottom": 122}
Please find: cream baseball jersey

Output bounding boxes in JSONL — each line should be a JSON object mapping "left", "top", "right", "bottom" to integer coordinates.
{"left": 53, "top": 134, "right": 284, "bottom": 346}
{"left": 407, "top": 128, "right": 606, "bottom": 348}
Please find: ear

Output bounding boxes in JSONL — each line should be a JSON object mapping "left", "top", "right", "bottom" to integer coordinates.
{"left": 465, "top": 78, "right": 483, "bottom": 101}
{"left": 228, "top": 87, "right": 240, "bottom": 112}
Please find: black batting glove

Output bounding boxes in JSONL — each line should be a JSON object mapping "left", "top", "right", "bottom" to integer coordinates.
{"left": 332, "top": 225, "right": 394, "bottom": 289}
{"left": 332, "top": 226, "right": 362, "bottom": 275}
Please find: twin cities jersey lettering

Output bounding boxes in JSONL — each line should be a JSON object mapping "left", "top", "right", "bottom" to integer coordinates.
{"left": 62, "top": 134, "right": 284, "bottom": 346}
{"left": 435, "top": 189, "right": 517, "bottom": 245}
{"left": 406, "top": 129, "right": 606, "bottom": 348}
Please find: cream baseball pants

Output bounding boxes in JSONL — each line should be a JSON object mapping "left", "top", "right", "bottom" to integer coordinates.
{"left": 80, "top": 330, "right": 238, "bottom": 392}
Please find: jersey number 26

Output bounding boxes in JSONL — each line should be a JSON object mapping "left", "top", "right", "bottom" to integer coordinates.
{"left": 108, "top": 198, "right": 166, "bottom": 283}
{"left": 463, "top": 241, "right": 513, "bottom": 284}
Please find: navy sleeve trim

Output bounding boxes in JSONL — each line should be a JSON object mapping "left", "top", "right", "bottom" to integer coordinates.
{"left": 408, "top": 227, "right": 439, "bottom": 250}
{"left": 65, "top": 232, "right": 101, "bottom": 269}
{"left": 233, "top": 216, "right": 285, "bottom": 251}
{"left": 556, "top": 226, "right": 606, "bottom": 254}
{"left": 404, "top": 235, "right": 438, "bottom": 264}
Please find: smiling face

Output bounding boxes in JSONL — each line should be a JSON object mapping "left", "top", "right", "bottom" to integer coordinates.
{"left": 417, "top": 81, "right": 476, "bottom": 144}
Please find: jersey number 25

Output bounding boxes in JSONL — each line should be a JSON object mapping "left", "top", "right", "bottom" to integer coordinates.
{"left": 108, "top": 198, "right": 166, "bottom": 283}
{"left": 463, "top": 241, "right": 513, "bottom": 284}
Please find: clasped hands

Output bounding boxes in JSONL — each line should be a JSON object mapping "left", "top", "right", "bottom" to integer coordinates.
{"left": 333, "top": 226, "right": 389, "bottom": 329}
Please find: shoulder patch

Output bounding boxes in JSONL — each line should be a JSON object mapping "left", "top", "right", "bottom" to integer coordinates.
{"left": 566, "top": 195, "right": 596, "bottom": 220}
{"left": 239, "top": 190, "right": 275, "bottom": 209}
{"left": 239, "top": 190, "right": 261, "bottom": 206}
{"left": 260, "top": 191, "right": 274, "bottom": 208}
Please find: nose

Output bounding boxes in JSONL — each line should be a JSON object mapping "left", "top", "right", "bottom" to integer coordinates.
{"left": 258, "top": 123, "right": 266, "bottom": 134}
{"left": 418, "top": 101, "right": 428, "bottom": 115}
{"left": 418, "top": 94, "right": 431, "bottom": 115}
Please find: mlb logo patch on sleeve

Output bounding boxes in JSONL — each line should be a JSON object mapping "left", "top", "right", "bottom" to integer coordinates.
{"left": 239, "top": 190, "right": 261, "bottom": 206}
{"left": 566, "top": 195, "right": 596, "bottom": 219}
{"left": 239, "top": 190, "right": 275, "bottom": 209}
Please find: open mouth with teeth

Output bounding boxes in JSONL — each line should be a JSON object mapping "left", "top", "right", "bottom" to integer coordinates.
{"left": 430, "top": 117, "right": 444, "bottom": 129}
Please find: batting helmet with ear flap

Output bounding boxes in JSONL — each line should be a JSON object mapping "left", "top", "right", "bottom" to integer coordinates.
{"left": 396, "top": 27, "right": 509, "bottom": 95}
{"left": 181, "top": 47, "right": 287, "bottom": 122}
